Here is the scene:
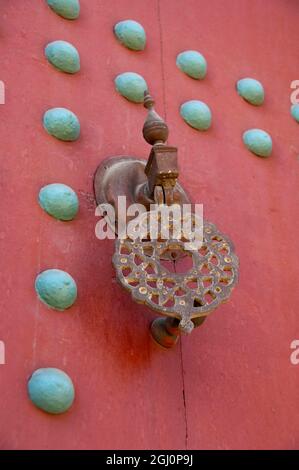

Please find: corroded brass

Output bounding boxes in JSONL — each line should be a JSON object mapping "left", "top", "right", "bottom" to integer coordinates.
{"left": 94, "top": 91, "right": 239, "bottom": 348}
{"left": 94, "top": 91, "right": 191, "bottom": 227}
{"left": 113, "top": 220, "right": 239, "bottom": 337}
{"left": 143, "top": 93, "right": 169, "bottom": 145}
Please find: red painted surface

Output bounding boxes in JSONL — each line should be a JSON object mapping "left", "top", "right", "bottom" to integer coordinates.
{"left": 0, "top": 0, "right": 298, "bottom": 450}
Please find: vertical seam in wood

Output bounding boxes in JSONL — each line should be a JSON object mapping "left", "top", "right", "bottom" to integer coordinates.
{"left": 179, "top": 340, "right": 189, "bottom": 449}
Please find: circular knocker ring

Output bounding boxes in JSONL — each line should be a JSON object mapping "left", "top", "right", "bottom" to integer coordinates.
{"left": 113, "top": 210, "right": 239, "bottom": 337}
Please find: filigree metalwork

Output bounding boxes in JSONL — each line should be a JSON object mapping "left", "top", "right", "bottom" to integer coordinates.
{"left": 113, "top": 220, "right": 239, "bottom": 334}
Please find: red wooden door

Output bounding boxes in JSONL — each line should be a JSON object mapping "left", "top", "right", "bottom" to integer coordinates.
{"left": 0, "top": 0, "right": 298, "bottom": 450}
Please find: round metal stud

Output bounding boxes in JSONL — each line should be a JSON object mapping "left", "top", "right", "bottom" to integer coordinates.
{"left": 43, "top": 108, "right": 80, "bottom": 142}
{"left": 180, "top": 100, "right": 212, "bottom": 131}
{"left": 45, "top": 40, "right": 80, "bottom": 74}
{"left": 114, "top": 72, "right": 148, "bottom": 103}
{"left": 114, "top": 20, "right": 146, "bottom": 51}
{"left": 46, "top": 0, "right": 80, "bottom": 20}
{"left": 176, "top": 50, "right": 207, "bottom": 80}
{"left": 28, "top": 368, "right": 75, "bottom": 414}
{"left": 243, "top": 129, "right": 272, "bottom": 157}
{"left": 237, "top": 78, "right": 264, "bottom": 106}
{"left": 39, "top": 183, "right": 79, "bottom": 221}
{"left": 35, "top": 269, "right": 77, "bottom": 311}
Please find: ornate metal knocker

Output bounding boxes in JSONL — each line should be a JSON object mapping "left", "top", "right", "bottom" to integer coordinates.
{"left": 94, "top": 93, "right": 239, "bottom": 348}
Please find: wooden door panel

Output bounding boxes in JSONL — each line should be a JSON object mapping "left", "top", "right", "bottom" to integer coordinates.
{"left": 0, "top": 0, "right": 298, "bottom": 450}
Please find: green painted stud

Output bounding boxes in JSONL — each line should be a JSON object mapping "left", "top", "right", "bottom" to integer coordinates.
{"left": 28, "top": 368, "right": 75, "bottom": 414}
{"left": 290, "top": 103, "right": 299, "bottom": 123}
{"left": 176, "top": 50, "right": 207, "bottom": 80}
{"left": 243, "top": 129, "right": 272, "bottom": 157}
{"left": 114, "top": 72, "right": 148, "bottom": 103}
{"left": 180, "top": 100, "right": 212, "bottom": 131}
{"left": 35, "top": 269, "right": 77, "bottom": 311}
{"left": 43, "top": 108, "right": 80, "bottom": 142}
{"left": 236, "top": 78, "right": 264, "bottom": 106}
{"left": 39, "top": 183, "right": 79, "bottom": 221}
{"left": 114, "top": 20, "right": 146, "bottom": 51}
{"left": 45, "top": 40, "right": 80, "bottom": 74}
{"left": 46, "top": 0, "right": 80, "bottom": 20}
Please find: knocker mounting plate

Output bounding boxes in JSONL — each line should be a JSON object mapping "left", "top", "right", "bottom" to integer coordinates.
{"left": 94, "top": 156, "right": 191, "bottom": 229}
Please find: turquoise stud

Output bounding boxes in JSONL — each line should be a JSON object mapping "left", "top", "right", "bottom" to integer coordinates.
{"left": 45, "top": 40, "right": 80, "bottom": 74}
{"left": 43, "top": 108, "right": 80, "bottom": 142}
{"left": 28, "top": 368, "right": 75, "bottom": 414}
{"left": 236, "top": 78, "right": 264, "bottom": 106}
{"left": 39, "top": 183, "right": 79, "bottom": 221}
{"left": 243, "top": 129, "right": 272, "bottom": 157}
{"left": 35, "top": 269, "right": 77, "bottom": 311}
{"left": 176, "top": 50, "right": 207, "bottom": 80}
{"left": 290, "top": 103, "right": 299, "bottom": 123}
{"left": 46, "top": 0, "right": 80, "bottom": 20}
{"left": 180, "top": 100, "right": 212, "bottom": 131}
{"left": 114, "top": 72, "right": 148, "bottom": 103}
{"left": 114, "top": 20, "right": 146, "bottom": 51}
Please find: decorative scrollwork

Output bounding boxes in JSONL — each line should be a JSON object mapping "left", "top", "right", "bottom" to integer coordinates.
{"left": 113, "top": 218, "right": 239, "bottom": 333}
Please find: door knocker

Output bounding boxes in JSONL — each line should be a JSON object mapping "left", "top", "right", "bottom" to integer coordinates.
{"left": 94, "top": 92, "right": 239, "bottom": 348}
